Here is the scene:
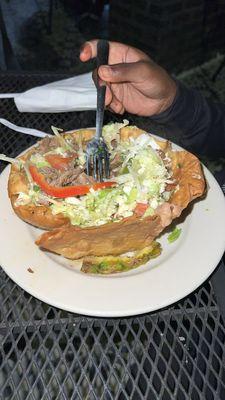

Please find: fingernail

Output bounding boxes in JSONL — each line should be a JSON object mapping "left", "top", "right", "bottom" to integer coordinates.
{"left": 80, "top": 41, "right": 91, "bottom": 55}
{"left": 99, "top": 66, "right": 112, "bottom": 78}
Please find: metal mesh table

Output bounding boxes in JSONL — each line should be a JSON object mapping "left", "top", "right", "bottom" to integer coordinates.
{"left": 0, "top": 73, "right": 225, "bottom": 400}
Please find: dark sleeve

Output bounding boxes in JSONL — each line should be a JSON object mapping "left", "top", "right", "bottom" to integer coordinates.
{"left": 151, "top": 81, "right": 225, "bottom": 158}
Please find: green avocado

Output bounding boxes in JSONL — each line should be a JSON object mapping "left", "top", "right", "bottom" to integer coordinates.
{"left": 81, "top": 241, "right": 161, "bottom": 274}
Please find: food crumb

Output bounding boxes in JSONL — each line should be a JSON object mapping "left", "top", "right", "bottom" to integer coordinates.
{"left": 27, "top": 268, "right": 34, "bottom": 273}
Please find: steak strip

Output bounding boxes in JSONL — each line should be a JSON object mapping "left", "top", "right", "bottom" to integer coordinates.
{"left": 39, "top": 165, "right": 86, "bottom": 186}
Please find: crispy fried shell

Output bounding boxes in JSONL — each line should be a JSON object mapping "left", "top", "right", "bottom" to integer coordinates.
{"left": 36, "top": 149, "right": 205, "bottom": 259}
{"left": 7, "top": 131, "right": 95, "bottom": 229}
{"left": 8, "top": 127, "right": 206, "bottom": 258}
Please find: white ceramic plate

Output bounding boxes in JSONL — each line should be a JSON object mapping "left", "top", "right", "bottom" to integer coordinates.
{"left": 0, "top": 140, "right": 225, "bottom": 317}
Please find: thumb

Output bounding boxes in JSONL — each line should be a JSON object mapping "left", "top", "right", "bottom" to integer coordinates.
{"left": 98, "top": 61, "right": 154, "bottom": 83}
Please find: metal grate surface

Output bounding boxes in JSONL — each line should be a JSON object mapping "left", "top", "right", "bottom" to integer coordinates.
{"left": 0, "top": 73, "right": 225, "bottom": 400}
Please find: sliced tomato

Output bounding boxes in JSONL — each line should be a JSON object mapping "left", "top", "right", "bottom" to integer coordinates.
{"left": 45, "top": 154, "right": 75, "bottom": 170}
{"left": 29, "top": 165, "right": 116, "bottom": 198}
{"left": 134, "top": 203, "right": 149, "bottom": 217}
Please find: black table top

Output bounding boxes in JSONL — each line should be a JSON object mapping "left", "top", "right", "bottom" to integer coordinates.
{"left": 0, "top": 72, "right": 225, "bottom": 400}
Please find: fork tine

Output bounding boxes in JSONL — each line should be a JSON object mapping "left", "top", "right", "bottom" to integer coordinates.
{"left": 86, "top": 154, "right": 91, "bottom": 176}
{"left": 85, "top": 40, "right": 110, "bottom": 181}
{"left": 104, "top": 153, "right": 110, "bottom": 179}
{"left": 93, "top": 154, "right": 98, "bottom": 181}
{"left": 85, "top": 137, "right": 110, "bottom": 181}
{"left": 98, "top": 156, "right": 103, "bottom": 182}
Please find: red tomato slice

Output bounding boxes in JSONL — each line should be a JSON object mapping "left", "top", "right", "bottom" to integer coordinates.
{"left": 45, "top": 154, "right": 75, "bottom": 170}
{"left": 134, "top": 203, "right": 149, "bottom": 217}
{"left": 29, "top": 165, "right": 116, "bottom": 198}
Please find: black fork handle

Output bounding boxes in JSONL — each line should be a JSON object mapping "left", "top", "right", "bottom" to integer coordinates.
{"left": 95, "top": 40, "right": 109, "bottom": 141}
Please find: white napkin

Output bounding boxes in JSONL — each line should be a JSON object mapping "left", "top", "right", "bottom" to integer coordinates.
{"left": 0, "top": 72, "right": 97, "bottom": 113}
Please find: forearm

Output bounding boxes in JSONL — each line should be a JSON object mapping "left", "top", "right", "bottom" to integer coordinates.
{"left": 151, "top": 81, "right": 225, "bottom": 158}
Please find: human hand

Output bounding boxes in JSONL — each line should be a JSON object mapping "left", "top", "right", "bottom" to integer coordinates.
{"left": 80, "top": 40, "right": 177, "bottom": 116}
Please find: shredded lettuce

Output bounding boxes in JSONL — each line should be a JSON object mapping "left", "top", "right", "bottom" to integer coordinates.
{"left": 44, "top": 146, "right": 68, "bottom": 156}
{"left": 15, "top": 189, "right": 41, "bottom": 206}
{"left": 102, "top": 119, "right": 129, "bottom": 150}
{"left": 0, "top": 154, "right": 23, "bottom": 167}
{"left": 49, "top": 138, "right": 172, "bottom": 226}
{"left": 77, "top": 131, "right": 86, "bottom": 166}
{"left": 114, "top": 141, "right": 171, "bottom": 208}
{"left": 13, "top": 123, "right": 175, "bottom": 228}
{"left": 30, "top": 154, "right": 50, "bottom": 168}
{"left": 51, "top": 126, "right": 74, "bottom": 152}
{"left": 15, "top": 192, "right": 31, "bottom": 206}
{"left": 51, "top": 186, "right": 134, "bottom": 227}
{"left": 143, "top": 206, "right": 154, "bottom": 217}
{"left": 15, "top": 189, "right": 59, "bottom": 206}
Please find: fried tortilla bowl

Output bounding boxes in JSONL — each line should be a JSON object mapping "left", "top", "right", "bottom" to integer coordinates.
{"left": 8, "top": 126, "right": 206, "bottom": 266}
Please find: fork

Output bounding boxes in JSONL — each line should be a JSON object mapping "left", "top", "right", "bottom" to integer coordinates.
{"left": 86, "top": 40, "right": 110, "bottom": 181}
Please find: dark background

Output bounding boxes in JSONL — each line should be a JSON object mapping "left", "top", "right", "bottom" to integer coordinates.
{"left": 0, "top": 0, "right": 225, "bottom": 75}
